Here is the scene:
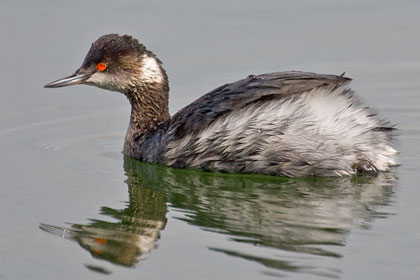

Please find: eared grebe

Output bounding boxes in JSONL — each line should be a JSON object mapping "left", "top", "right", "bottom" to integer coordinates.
{"left": 45, "top": 34, "right": 397, "bottom": 177}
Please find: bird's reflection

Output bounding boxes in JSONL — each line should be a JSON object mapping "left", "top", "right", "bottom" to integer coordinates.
{"left": 40, "top": 156, "right": 396, "bottom": 274}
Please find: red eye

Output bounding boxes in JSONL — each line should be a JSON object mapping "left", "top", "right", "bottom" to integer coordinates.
{"left": 96, "top": 63, "right": 107, "bottom": 72}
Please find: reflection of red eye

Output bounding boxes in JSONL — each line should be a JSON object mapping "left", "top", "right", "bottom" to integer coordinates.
{"left": 96, "top": 63, "right": 107, "bottom": 72}
{"left": 95, "top": 238, "right": 106, "bottom": 244}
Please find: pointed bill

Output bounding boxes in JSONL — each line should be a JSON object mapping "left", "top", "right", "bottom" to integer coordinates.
{"left": 44, "top": 73, "right": 92, "bottom": 88}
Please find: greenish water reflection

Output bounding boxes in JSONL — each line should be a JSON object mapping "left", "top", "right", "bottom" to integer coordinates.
{"left": 40, "top": 157, "right": 396, "bottom": 274}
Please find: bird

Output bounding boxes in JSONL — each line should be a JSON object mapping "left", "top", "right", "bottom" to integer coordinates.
{"left": 45, "top": 34, "right": 397, "bottom": 177}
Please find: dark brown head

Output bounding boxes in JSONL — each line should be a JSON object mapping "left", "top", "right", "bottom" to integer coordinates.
{"left": 45, "top": 34, "right": 167, "bottom": 94}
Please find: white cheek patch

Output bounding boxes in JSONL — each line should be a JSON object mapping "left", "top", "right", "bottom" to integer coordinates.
{"left": 140, "top": 54, "right": 163, "bottom": 84}
{"left": 86, "top": 72, "right": 108, "bottom": 86}
{"left": 86, "top": 71, "right": 125, "bottom": 92}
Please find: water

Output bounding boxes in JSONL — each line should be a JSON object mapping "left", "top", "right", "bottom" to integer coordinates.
{"left": 1, "top": 0, "right": 419, "bottom": 279}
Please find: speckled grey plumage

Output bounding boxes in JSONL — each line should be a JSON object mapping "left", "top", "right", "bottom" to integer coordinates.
{"left": 133, "top": 72, "right": 396, "bottom": 177}
{"left": 134, "top": 71, "right": 348, "bottom": 161}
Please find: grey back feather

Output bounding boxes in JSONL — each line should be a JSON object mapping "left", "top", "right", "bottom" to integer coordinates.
{"left": 135, "top": 72, "right": 351, "bottom": 160}
{"left": 169, "top": 71, "right": 351, "bottom": 138}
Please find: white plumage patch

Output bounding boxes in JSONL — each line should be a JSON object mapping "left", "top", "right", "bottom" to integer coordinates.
{"left": 139, "top": 54, "right": 163, "bottom": 84}
{"left": 86, "top": 72, "right": 110, "bottom": 89}
{"left": 86, "top": 71, "right": 133, "bottom": 93}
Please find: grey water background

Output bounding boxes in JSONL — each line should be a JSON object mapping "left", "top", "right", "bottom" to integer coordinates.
{"left": 1, "top": 0, "right": 419, "bottom": 279}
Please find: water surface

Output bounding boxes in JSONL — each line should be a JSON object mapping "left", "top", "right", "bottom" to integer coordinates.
{"left": 1, "top": 1, "right": 420, "bottom": 279}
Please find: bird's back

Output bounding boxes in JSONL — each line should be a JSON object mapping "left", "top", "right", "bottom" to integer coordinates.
{"left": 134, "top": 71, "right": 397, "bottom": 177}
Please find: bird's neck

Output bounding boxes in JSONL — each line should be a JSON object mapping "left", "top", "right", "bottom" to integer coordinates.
{"left": 123, "top": 82, "right": 170, "bottom": 156}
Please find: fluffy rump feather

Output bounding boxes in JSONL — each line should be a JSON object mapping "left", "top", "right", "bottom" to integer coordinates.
{"left": 162, "top": 85, "right": 397, "bottom": 177}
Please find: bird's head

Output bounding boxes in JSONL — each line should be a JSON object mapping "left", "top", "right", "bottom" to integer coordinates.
{"left": 45, "top": 34, "right": 166, "bottom": 94}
